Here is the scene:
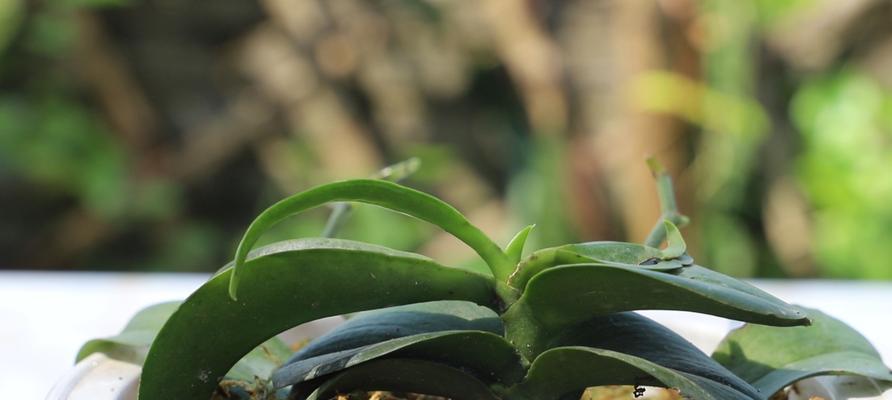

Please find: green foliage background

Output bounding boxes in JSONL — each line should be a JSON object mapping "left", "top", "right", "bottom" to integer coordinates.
{"left": 1, "top": 0, "right": 891, "bottom": 280}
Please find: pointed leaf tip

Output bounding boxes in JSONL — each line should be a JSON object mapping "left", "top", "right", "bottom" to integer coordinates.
{"left": 506, "top": 225, "right": 536, "bottom": 265}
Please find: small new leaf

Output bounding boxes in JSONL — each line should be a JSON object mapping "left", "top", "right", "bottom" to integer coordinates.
{"left": 660, "top": 219, "right": 686, "bottom": 260}
{"left": 506, "top": 225, "right": 536, "bottom": 265}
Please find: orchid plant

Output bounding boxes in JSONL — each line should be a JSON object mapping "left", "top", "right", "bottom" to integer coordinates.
{"left": 78, "top": 159, "right": 892, "bottom": 400}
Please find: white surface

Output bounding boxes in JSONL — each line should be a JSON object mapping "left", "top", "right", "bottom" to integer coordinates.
{"left": 1, "top": 272, "right": 891, "bottom": 399}
{"left": 0, "top": 272, "right": 207, "bottom": 400}
{"left": 45, "top": 353, "right": 140, "bottom": 400}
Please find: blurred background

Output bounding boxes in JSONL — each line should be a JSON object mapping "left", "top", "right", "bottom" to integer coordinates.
{"left": 2, "top": 0, "right": 891, "bottom": 280}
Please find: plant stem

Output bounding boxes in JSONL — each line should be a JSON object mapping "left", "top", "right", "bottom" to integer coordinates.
{"left": 321, "top": 157, "right": 422, "bottom": 238}
{"left": 501, "top": 299, "right": 549, "bottom": 363}
{"left": 643, "top": 158, "right": 689, "bottom": 248}
{"left": 321, "top": 203, "right": 352, "bottom": 238}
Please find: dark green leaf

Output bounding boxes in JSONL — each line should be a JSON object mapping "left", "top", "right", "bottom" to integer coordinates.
{"left": 139, "top": 238, "right": 496, "bottom": 400}
{"left": 508, "top": 263, "right": 807, "bottom": 329}
{"left": 547, "top": 312, "right": 760, "bottom": 399}
{"left": 712, "top": 306, "right": 892, "bottom": 398}
{"left": 77, "top": 300, "right": 293, "bottom": 384}
{"left": 274, "top": 330, "right": 523, "bottom": 389}
{"left": 287, "top": 300, "right": 502, "bottom": 361}
{"left": 305, "top": 358, "right": 501, "bottom": 400}
{"left": 231, "top": 179, "right": 512, "bottom": 299}
{"left": 509, "top": 347, "right": 755, "bottom": 400}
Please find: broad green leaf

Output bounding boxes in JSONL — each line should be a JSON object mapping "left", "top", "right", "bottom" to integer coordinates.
{"left": 274, "top": 330, "right": 523, "bottom": 389}
{"left": 712, "top": 306, "right": 892, "bottom": 398}
{"left": 507, "top": 242, "right": 683, "bottom": 290}
{"left": 519, "top": 263, "right": 806, "bottom": 326}
{"left": 287, "top": 300, "right": 502, "bottom": 361}
{"left": 77, "top": 300, "right": 292, "bottom": 384}
{"left": 139, "top": 238, "right": 496, "bottom": 400}
{"left": 231, "top": 179, "right": 512, "bottom": 299}
{"left": 547, "top": 312, "right": 760, "bottom": 399}
{"left": 76, "top": 301, "right": 180, "bottom": 364}
{"left": 503, "top": 263, "right": 808, "bottom": 351}
{"left": 305, "top": 358, "right": 501, "bottom": 400}
{"left": 508, "top": 347, "right": 755, "bottom": 400}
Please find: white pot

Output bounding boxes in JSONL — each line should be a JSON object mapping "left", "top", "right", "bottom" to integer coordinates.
{"left": 46, "top": 353, "right": 140, "bottom": 400}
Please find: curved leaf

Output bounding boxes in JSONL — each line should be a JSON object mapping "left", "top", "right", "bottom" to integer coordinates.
{"left": 76, "top": 301, "right": 180, "bottom": 364}
{"left": 509, "top": 347, "right": 755, "bottom": 400}
{"left": 712, "top": 306, "right": 892, "bottom": 398}
{"left": 320, "top": 157, "right": 421, "bottom": 238}
{"left": 503, "top": 263, "right": 808, "bottom": 361}
{"left": 274, "top": 330, "right": 523, "bottom": 389}
{"left": 77, "top": 300, "right": 291, "bottom": 385}
{"left": 287, "top": 300, "right": 502, "bottom": 361}
{"left": 510, "top": 263, "right": 807, "bottom": 328}
{"left": 231, "top": 179, "right": 512, "bottom": 299}
{"left": 304, "top": 358, "right": 501, "bottom": 400}
{"left": 507, "top": 242, "right": 683, "bottom": 290}
{"left": 659, "top": 220, "right": 686, "bottom": 260}
{"left": 547, "top": 312, "right": 760, "bottom": 399}
{"left": 139, "top": 238, "right": 496, "bottom": 400}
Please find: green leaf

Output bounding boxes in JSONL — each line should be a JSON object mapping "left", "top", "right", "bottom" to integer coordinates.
{"left": 517, "top": 264, "right": 806, "bottom": 327}
{"left": 231, "top": 179, "right": 511, "bottom": 299}
{"left": 507, "top": 242, "right": 683, "bottom": 291}
{"left": 77, "top": 300, "right": 292, "bottom": 384}
{"left": 275, "top": 301, "right": 521, "bottom": 390}
{"left": 305, "top": 358, "right": 501, "bottom": 400}
{"left": 76, "top": 301, "right": 180, "bottom": 364}
{"left": 660, "top": 220, "right": 686, "bottom": 260}
{"left": 503, "top": 264, "right": 808, "bottom": 359}
{"left": 712, "top": 306, "right": 892, "bottom": 398}
{"left": 274, "top": 330, "right": 523, "bottom": 389}
{"left": 139, "top": 238, "right": 496, "bottom": 400}
{"left": 547, "top": 312, "right": 760, "bottom": 399}
{"left": 287, "top": 300, "right": 503, "bottom": 361}
{"left": 506, "top": 225, "right": 535, "bottom": 265}
{"left": 321, "top": 157, "right": 422, "bottom": 238}
{"left": 509, "top": 347, "right": 756, "bottom": 400}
